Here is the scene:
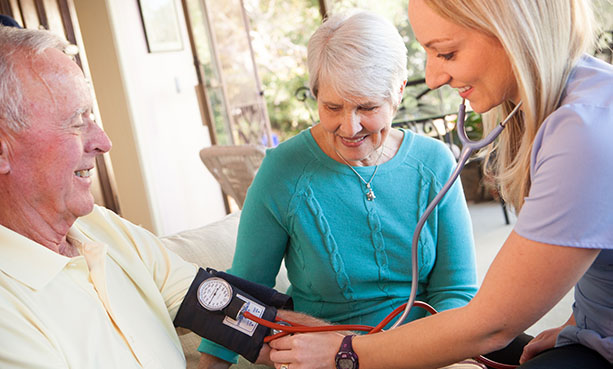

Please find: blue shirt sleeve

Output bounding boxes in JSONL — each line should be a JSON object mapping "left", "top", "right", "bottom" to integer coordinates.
{"left": 514, "top": 105, "right": 613, "bottom": 248}
{"left": 197, "top": 340, "right": 239, "bottom": 364}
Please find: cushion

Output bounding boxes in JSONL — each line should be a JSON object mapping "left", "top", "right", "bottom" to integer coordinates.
{"left": 162, "top": 211, "right": 241, "bottom": 271}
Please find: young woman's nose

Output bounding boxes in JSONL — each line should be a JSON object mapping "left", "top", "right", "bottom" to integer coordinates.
{"left": 425, "top": 57, "right": 451, "bottom": 90}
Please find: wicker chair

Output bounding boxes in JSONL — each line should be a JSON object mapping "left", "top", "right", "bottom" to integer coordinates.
{"left": 199, "top": 145, "right": 266, "bottom": 208}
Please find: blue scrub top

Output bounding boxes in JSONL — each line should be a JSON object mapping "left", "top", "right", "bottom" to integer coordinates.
{"left": 514, "top": 55, "right": 613, "bottom": 362}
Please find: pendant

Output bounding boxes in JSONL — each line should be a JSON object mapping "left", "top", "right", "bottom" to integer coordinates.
{"left": 365, "top": 184, "right": 376, "bottom": 201}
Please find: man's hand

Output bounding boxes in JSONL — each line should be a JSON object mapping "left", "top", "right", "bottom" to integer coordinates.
{"left": 198, "top": 353, "right": 232, "bottom": 369}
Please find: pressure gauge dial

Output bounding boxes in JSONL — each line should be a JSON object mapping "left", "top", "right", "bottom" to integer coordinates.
{"left": 197, "top": 277, "right": 233, "bottom": 311}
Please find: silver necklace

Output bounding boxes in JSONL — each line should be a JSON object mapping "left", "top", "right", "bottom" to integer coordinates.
{"left": 335, "top": 146, "right": 385, "bottom": 201}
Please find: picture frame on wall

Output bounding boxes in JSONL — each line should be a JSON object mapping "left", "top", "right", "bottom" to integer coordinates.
{"left": 137, "top": 0, "right": 184, "bottom": 53}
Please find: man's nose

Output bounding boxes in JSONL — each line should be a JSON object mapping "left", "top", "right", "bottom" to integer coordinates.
{"left": 85, "top": 122, "right": 112, "bottom": 154}
{"left": 425, "top": 58, "right": 451, "bottom": 90}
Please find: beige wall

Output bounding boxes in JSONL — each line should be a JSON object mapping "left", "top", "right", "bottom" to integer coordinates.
{"left": 73, "top": 0, "right": 226, "bottom": 235}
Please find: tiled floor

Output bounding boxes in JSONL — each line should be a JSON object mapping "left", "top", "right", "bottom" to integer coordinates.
{"left": 468, "top": 201, "right": 573, "bottom": 336}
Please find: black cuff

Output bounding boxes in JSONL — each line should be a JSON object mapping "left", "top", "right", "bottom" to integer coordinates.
{"left": 174, "top": 268, "right": 278, "bottom": 362}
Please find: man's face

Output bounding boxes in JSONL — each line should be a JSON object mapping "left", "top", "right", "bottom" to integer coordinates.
{"left": 6, "top": 48, "right": 111, "bottom": 223}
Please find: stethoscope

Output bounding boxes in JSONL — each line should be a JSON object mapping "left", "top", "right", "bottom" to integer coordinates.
{"left": 392, "top": 98, "right": 523, "bottom": 329}
{"left": 243, "top": 99, "right": 524, "bottom": 369}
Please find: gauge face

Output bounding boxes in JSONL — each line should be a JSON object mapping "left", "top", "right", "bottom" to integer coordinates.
{"left": 197, "top": 277, "right": 233, "bottom": 311}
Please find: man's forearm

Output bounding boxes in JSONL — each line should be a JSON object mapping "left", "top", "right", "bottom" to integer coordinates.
{"left": 277, "top": 310, "right": 354, "bottom": 335}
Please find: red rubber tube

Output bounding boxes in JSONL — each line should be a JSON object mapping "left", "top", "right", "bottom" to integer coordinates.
{"left": 242, "top": 301, "right": 518, "bottom": 369}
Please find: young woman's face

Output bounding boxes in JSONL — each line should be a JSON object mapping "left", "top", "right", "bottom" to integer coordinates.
{"left": 408, "top": 0, "right": 519, "bottom": 113}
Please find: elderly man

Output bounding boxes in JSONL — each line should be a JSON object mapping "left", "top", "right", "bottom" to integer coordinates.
{"left": 0, "top": 21, "right": 314, "bottom": 369}
{"left": 0, "top": 24, "right": 202, "bottom": 368}
{"left": 0, "top": 20, "right": 305, "bottom": 369}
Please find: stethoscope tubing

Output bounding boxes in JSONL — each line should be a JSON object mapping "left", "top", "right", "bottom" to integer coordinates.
{"left": 391, "top": 99, "right": 522, "bottom": 329}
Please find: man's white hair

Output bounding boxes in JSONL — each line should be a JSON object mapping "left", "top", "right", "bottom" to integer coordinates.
{"left": 0, "top": 26, "right": 68, "bottom": 132}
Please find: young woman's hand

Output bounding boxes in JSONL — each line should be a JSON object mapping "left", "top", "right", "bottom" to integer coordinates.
{"left": 269, "top": 332, "right": 344, "bottom": 369}
{"left": 519, "top": 315, "right": 575, "bottom": 364}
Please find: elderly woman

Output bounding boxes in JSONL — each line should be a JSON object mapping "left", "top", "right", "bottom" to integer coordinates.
{"left": 198, "top": 10, "right": 478, "bottom": 368}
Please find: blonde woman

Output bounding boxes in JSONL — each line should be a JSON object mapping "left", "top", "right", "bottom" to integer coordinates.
{"left": 267, "top": 1, "right": 613, "bottom": 368}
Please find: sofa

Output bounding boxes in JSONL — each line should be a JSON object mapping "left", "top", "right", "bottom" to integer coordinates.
{"left": 161, "top": 211, "right": 289, "bottom": 369}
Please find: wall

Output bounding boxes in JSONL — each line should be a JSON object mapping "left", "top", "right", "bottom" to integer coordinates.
{"left": 73, "top": 0, "right": 226, "bottom": 236}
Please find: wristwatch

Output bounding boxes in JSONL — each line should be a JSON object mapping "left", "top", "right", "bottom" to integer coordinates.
{"left": 335, "top": 335, "right": 359, "bottom": 369}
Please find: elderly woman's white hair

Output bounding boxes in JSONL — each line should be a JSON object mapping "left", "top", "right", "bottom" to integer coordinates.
{"left": 307, "top": 11, "right": 408, "bottom": 110}
{"left": 0, "top": 25, "right": 68, "bottom": 132}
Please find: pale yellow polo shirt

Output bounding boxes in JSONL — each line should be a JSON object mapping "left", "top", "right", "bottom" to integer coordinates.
{"left": 0, "top": 205, "right": 199, "bottom": 368}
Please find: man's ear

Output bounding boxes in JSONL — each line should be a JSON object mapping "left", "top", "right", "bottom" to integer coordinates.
{"left": 0, "top": 134, "right": 11, "bottom": 174}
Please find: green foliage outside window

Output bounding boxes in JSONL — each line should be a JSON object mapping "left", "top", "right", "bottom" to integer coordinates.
{"left": 245, "top": 0, "right": 613, "bottom": 143}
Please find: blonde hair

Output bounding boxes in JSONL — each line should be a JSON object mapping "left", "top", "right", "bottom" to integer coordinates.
{"left": 422, "top": 0, "right": 597, "bottom": 211}
{"left": 307, "top": 10, "right": 408, "bottom": 110}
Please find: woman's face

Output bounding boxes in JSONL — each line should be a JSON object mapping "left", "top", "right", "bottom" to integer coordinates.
{"left": 408, "top": 0, "right": 519, "bottom": 113}
{"left": 316, "top": 82, "right": 396, "bottom": 166}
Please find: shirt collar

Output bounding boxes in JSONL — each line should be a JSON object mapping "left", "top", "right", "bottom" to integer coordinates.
{"left": 0, "top": 220, "right": 105, "bottom": 290}
{"left": 0, "top": 224, "right": 71, "bottom": 290}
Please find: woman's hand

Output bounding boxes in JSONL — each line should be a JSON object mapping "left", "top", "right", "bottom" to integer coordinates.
{"left": 519, "top": 314, "right": 574, "bottom": 364}
{"left": 518, "top": 327, "right": 562, "bottom": 363}
{"left": 268, "top": 332, "right": 344, "bottom": 369}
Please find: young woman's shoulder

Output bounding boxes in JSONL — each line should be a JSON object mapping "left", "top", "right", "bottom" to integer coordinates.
{"left": 561, "top": 55, "right": 613, "bottom": 108}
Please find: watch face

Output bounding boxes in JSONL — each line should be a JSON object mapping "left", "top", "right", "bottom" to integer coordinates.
{"left": 197, "top": 277, "right": 233, "bottom": 311}
{"left": 337, "top": 357, "right": 356, "bottom": 369}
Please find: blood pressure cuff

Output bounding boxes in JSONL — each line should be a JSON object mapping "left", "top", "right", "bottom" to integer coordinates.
{"left": 174, "top": 268, "right": 292, "bottom": 362}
